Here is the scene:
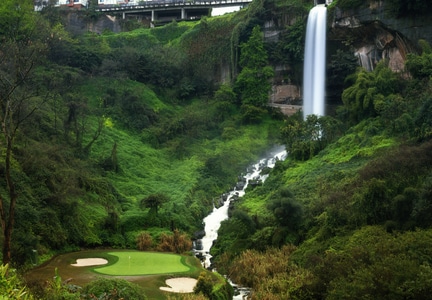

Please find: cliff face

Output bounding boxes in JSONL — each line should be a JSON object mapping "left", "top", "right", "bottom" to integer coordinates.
{"left": 64, "top": 12, "right": 122, "bottom": 35}
{"left": 269, "top": 0, "right": 432, "bottom": 114}
{"left": 329, "top": 1, "right": 432, "bottom": 72}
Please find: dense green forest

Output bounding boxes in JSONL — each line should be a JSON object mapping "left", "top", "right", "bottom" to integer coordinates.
{"left": 2, "top": 0, "right": 432, "bottom": 298}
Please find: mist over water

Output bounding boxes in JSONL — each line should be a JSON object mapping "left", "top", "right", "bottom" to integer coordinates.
{"left": 303, "top": 6, "right": 327, "bottom": 119}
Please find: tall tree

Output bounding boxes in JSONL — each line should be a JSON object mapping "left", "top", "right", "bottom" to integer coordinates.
{"left": 0, "top": 0, "right": 48, "bottom": 264}
{"left": 234, "top": 25, "right": 274, "bottom": 108}
{"left": 140, "top": 193, "right": 169, "bottom": 215}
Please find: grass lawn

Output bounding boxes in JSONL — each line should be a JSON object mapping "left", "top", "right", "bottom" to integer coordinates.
{"left": 93, "top": 251, "right": 191, "bottom": 275}
{"left": 25, "top": 250, "right": 206, "bottom": 300}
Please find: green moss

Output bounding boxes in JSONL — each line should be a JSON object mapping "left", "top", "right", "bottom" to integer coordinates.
{"left": 150, "top": 21, "right": 196, "bottom": 44}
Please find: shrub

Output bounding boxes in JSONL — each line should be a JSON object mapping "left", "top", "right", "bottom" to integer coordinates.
{"left": 194, "top": 272, "right": 213, "bottom": 298}
{"left": 157, "top": 229, "right": 192, "bottom": 253}
{"left": 0, "top": 264, "right": 34, "bottom": 299}
{"left": 41, "top": 268, "right": 80, "bottom": 300}
{"left": 81, "top": 278, "right": 146, "bottom": 300}
{"left": 136, "top": 231, "right": 153, "bottom": 251}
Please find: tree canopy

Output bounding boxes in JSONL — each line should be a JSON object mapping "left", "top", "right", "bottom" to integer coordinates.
{"left": 235, "top": 26, "right": 274, "bottom": 111}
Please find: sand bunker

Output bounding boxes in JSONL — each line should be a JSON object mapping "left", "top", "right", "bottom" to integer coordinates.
{"left": 71, "top": 258, "right": 108, "bottom": 267}
{"left": 160, "top": 277, "right": 197, "bottom": 293}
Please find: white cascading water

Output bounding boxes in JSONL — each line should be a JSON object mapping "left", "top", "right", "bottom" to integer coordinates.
{"left": 303, "top": 5, "right": 327, "bottom": 119}
{"left": 194, "top": 146, "right": 287, "bottom": 298}
{"left": 355, "top": 45, "right": 377, "bottom": 72}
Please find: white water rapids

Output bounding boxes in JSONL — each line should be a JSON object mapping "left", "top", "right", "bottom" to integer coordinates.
{"left": 194, "top": 146, "right": 287, "bottom": 298}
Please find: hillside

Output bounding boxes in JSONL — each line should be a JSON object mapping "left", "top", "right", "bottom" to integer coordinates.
{"left": 1, "top": 0, "right": 286, "bottom": 298}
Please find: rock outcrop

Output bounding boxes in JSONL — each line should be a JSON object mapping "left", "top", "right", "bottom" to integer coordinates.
{"left": 329, "top": 1, "right": 432, "bottom": 72}
{"left": 64, "top": 12, "right": 122, "bottom": 35}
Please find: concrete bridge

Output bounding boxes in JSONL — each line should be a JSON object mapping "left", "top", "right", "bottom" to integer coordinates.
{"left": 95, "top": 0, "right": 252, "bottom": 24}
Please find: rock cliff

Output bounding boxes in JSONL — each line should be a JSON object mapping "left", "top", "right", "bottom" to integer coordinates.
{"left": 64, "top": 12, "right": 122, "bottom": 35}
{"left": 330, "top": 1, "right": 432, "bottom": 72}
{"left": 271, "top": 1, "right": 432, "bottom": 115}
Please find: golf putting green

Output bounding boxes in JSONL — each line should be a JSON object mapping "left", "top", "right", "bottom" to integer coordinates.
{"left": 93, "top": 251, "right": 191, "bottom": 276}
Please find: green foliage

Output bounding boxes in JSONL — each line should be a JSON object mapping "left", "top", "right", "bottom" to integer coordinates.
{"left": 48, "top": 31, "right": 107, "bottom": 73}
{"left": 81, "top": 277, "right": 146, "bottom": 300}
{"left": 150, "top": 21, "right": 194, "bottom": 44}
{"left": 263, "top": 0, "right": 309, "bottom": 83}
{"left": 341, "top": 62, "right": 402, "bottom": 124}
{"left": 213, "top": 84, "right": 238, "bottom": 120}
{"left": 355, "top": 140, "right": 432, "bottom": 227}
{"left": 267, "top": 188, "right": 303, "bottom": 230}
{"left": 312, "top": 227, "right": 432, "bottom": 299}
{"left": 0, "top": 0, "right": 51, "bottom": 265}
{"left": 103, "top": 28, "right": 159, "bottom": 52}
{"left": 178, "top": 15, "right": 238, "bottom": 94}
{"left": 280, "top": 113, "right": 344, "bottom": 161}
{"left": 228, "top": 246, "right": 314, "bottom": 298}
{"left": 194, "top": 272, "right": 213, "bottom": 298}
{"left": 239, "top": 104, "right": 268, "bottom": 123}
{"left": 43, "top": 268, "right": 80, "bottom": 300}
{"left": 0, "top": 264, "right": 34, "bottom": 299}
{"left": 211, "top": 209, "right": 258, "bottom": 258}
{"left": 328, "top": 49, "right": 359, "bottom": 90}
{"left": 412, "top": 97, "right": 432, "bottom": 141}
{"left": 0, "top": 0, "right": 36, "bottom": 40}
{"left": 411, "top": 174, "right": 432, "bottom": 228}
{"left": 235, "top": 26, "right": 274, "bottom": 109}
{"left": 269, "top": 18, "right": 305, "bottom": 65}
{"left": 385, "top": 0, "right": 431, "bottom": 17}
{"left": 140, "top": 193, "right": 169, "bottom": 215}
{"left": 132, "top": 45, "right": 186, "bottom": 89}
{"left": 406, "top": 52, "right": 432, "bottom": 79}
{"left": 239, "top": 26, "right": 268, "bottom": 69}
{"left": 194, "top": 271, "right": 233, "bottom": 300}
{"left": 334, "top": 0, "right": 365, "bottom": 10}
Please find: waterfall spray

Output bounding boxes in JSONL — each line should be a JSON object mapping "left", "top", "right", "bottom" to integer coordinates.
{"left": 303, "top": 5, "right": 327, "bottom": 120}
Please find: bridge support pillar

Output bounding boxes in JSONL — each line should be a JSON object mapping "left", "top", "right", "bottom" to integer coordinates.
{"left": 122, "top": 12, "right": 125, "bottom": 19}
{"left": 151, "top": 10, "right": 155, "bottom": 22}
{"left": 181, "top": 8, "right": 186, "bottom": 19}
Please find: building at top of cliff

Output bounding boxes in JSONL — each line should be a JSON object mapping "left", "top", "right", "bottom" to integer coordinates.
{"left": 34, "top": 0, "right": 88, "bottom": 10}
{"left": 98, "top": 0, "right": 137, "bottom": 5}
{"left": 55, "top": 0, "right": 89, "bottom": 8}
{"left": 35, "top": 0, "right": 138, "bottom": 10}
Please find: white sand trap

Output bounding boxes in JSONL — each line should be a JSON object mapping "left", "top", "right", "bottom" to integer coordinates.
{"left": 71, "top": 258, "right": 108, "bottom": 267}
{"left": 160, "top": 277, "right": 197, "bottom": 293}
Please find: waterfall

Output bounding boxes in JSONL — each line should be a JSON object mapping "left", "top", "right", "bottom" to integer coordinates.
{"left": 355, "top": 46, "right": 378, "bottom": 72}
{"left": 303, "top": 5, "right": 327, "bottom": 119}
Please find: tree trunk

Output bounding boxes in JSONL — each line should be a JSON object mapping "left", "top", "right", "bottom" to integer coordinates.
{"left": 1, "top": 136, "right": 17, "bottom": 265}
{"left": 2, "top": 224, "right": 12, "bottom": 265}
